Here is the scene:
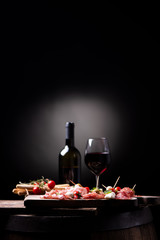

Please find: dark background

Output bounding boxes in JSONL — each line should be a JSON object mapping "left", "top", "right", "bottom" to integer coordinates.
{"left": 1, "top": 2, "right": 160, "bottom": 236}
{"left": 1, "top": 3, "right": 159, "bottom": 197}
{"left": 0, "top": 2, "right": 160, "bottom": 198}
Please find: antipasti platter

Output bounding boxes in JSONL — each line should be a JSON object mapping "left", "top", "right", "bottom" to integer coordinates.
{"left": 12, "top": 177, "right": 160, "bottom": 209}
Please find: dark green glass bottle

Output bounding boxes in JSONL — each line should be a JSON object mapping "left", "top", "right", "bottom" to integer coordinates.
{"left": 59, "top": 122, "right": 81, "bottom": 184}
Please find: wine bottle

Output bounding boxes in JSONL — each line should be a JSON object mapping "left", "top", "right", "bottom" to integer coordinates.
{"left": 59, "top": 122, "right": 81, "bottom": 184}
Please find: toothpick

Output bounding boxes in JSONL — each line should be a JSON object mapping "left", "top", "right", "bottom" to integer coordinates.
{"left": 102, "top": 184, "right": 107, "bottom": 189}
{"left": 132, "top": 184, "right": 136, "bottom": 190}
{"left": 113, "top": 176, "right": 120, "bottom": 188}
{"left": 69, "top": 180, "right": 76, "bottom": 185}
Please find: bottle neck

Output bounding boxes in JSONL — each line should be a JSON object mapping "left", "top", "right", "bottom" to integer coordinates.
{"left": 65, "top": 122, "right": 75, "bottom": 147}
{"left": 65, "top": 138, "right": 74, "bottom": 147}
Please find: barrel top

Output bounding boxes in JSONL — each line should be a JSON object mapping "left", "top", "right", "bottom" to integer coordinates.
{"left": 3, "top": 207, "right": 153, "bottom": 232}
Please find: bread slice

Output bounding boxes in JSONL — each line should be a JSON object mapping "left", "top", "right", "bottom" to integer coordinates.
{"left": 13, "top": 183, "right": 70, "bottom": 195}
{"left": 16, "top": 184, "right": 34, "bottom": 189}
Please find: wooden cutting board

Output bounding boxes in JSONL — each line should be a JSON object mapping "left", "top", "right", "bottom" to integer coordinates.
{"left": 24, "top": 195, "right": 138, "bottom": 209}
{"left": 24, "top": 195, "right": 160, "bottom": 209}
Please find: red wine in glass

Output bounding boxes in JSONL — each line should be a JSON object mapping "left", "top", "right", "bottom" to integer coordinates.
{"left": 85, "top": 138, "right": 111, "bottom": 188}
{"left": 85, "top": 152, "right": 110, "bottom": 175}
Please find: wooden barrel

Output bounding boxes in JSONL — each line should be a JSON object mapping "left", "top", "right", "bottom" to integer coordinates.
{"left": 2, "top": 207, "right": 158, "bottom": 240}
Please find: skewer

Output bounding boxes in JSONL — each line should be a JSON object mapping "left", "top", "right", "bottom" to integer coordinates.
{"left": 102, "top": 184, "right": 107, "bottom": 189}
{"left": 113, "top": 176, "right": 120, "bottom": 188}
{"left": 132, "top": 184, "right": 136, "bottom": 190}
{"left": 69, "top": 180, "right": 76, "bottom": 185}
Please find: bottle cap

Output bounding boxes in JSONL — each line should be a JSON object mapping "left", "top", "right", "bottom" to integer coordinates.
{"left": 65, "top": 122, "right": 74, "bottom": 140}
{"left": 65, "top": 122, "right": 74, "bottom": 128}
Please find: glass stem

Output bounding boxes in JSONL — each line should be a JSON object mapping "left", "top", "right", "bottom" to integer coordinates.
{"left": 96, "top": 175, "right": 99, "bottom": 189}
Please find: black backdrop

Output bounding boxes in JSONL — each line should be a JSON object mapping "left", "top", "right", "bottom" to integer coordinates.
{"left": 1, "top": 2, "right": 159, "bottom": 200}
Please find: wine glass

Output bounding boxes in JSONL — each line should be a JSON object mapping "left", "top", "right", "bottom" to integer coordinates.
{"left": 84, "top": 138, "right": 111, "bottom": 189}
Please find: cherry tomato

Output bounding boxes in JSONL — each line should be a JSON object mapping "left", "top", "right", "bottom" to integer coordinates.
{"left": 74, "top": 190, "right": 80, "bottom": 195}
{"left": 33, "top": 186, "right": 42, "bottom": 195}
{"left": 74, "top": 190, "right": 81, "bottom": 199}
{"left": 48, "top": 180, "right": 56, "bottom": 189}
{"left": 74, "top": 194, "right": 78, "bottom": 199}
{"left": 115, "top": 186, "right": 121, "bottom": 192}
{"left": 111, "top": 188, "right": 115, "bottom": 192}
{"left": 85, "top": 187, "right": 90, "bottom": 193}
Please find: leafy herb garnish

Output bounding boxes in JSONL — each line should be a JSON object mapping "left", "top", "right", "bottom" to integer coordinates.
{"left": 19, "top": 176, "right": 49, "bottom": 187}
{"left": 104, "top": 190, "right": 112, "bottom": 194}
{"left": 90, "top": 187, "right": 103, "bottom": 193}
